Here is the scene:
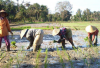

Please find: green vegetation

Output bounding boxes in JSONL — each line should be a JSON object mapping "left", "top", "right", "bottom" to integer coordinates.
{"left": 11, "top": 41, "right": 17, "bottom": 48}
{"left": 84, "top": 37, "right": 88, "bottom": 42}
{"left": 11, "top": 26, "right": 31, "bottom": 30}
{"left": 1, "top": 46, "right": 26, "bottom": 68}
{"left": 1, "top": 45, "right": 100, "bottom": 68}
{"left": 35, "top": 49, "right": 41, "bottom": 68}
{"left": 61, "top": 22, "right": 100, "bottom": 35}
{"left": 44, "top": 48, "right": 48, "bottom": 68}
{"left": 1, "top": 0, "right": 100, "bottom": 24}
{"left": 11, "top": 26, "right": 54, "bottom": 30}
{"left": 57, "top": 47, "right": 65, "bottom": 68}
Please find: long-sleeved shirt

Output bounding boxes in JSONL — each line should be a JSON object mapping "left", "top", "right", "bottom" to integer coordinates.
{"left": 59, "top": 27, "right": 72, "bottom": 39}
{"left": 0, "top": 17, "right": 11, "bottom": 37}
{"left": 58, "top": 27, "right": 72, "bottom": 43}
{"left": 26, "top": 29, "right": 43, "bottom": 47}
{"left": 88, "top": 29, "right": 99, "bottom": 41}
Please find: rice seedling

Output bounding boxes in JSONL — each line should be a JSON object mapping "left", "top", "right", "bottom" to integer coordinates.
{"left": 35, "top": 49, "right": 41, "bottom": 68}
{"left": 74, "top": 26, "right": 78, "bottom": 30}
{"left": 44, "top": 48, "right": 48, "bottom": 68}
{"left": 57, "top": 47, "right": 65, "bottom": 68}
{"left": 61, "top": 47, "right": 75, "bottom": 68}
{"left": 5, "top": 57, "right": 13, "bottom": 68}
{"left": 73, "top": 46, "right": 78, "bottom": 52}
{"left": 21, "top": 46, "right": 24, "bottom": 51}
{"left": 51, "top": 26, "right": 54, "bottom": 29}
{"left": 56, "top": 26, "right": 60, "bottom": 29}
{"left": 46, "top": 26, "right": 49, "bottom": 28}
{"left": 83, "top": 58, "right": 88, "bottom": 66}
{"left": 84, "top": 37, "right": 88, "bottom": 42}
{"left": 11, "top": 41, "right": 17, "bottom": 48}
{"left": 16, "top": 52, "right": 20, "bottom": 68}
{"left": 0, "top": 51, "right": 6, "bottom": 60}
{"left": 94, "top": 48, "right": 99, "bottom": 54}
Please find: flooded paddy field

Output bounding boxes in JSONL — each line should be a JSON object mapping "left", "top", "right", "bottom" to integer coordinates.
{"left": 0, "top": 29, "right": 100, "bottom": 68}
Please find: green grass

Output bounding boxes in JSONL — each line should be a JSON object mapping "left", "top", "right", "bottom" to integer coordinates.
{"left": 11, "top": 26, "right": 31, "bottom": 30}
{"left": 32, "top": 27, "right": 54, "bottom": 30}
{"left": 61, "top": 22, "right": 100, "bottom": 31}
{"left": 11, "top": 26, "right": 54, "bottom": 30}
{"left": 11, "top": 21, "right": 100, "bottom": 31}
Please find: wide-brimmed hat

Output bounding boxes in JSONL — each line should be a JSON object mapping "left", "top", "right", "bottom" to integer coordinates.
{"left": 52, "top": 29, "right": 60, "bottom": 36}
{"left": 20, "top": 29, "right": 28, "bottom": 39}
{"left": 85, "top": 25, "right": 96, "bottom": 33}
{"left": 0, "top": 10, "right": 8, "bottom": 16}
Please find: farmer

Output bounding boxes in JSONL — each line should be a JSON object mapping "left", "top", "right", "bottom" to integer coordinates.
{"left": 52, "top": 27, "right": 76, "bottom": 49}
{"left": 20, "top": 29, "right": 44, "bottom": 52}
{"left": 85, "top": 25, "right": 99, "bottom": 46}
{"left": 0, "top": 10, "right": 13, "bottom": 51}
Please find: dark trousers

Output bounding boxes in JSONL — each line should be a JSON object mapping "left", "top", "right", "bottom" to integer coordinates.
{"left": 0, "top": 36, "right": 10, "bottom": 49}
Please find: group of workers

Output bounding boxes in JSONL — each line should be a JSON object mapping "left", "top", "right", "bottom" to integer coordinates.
{"left": 0, "top": 10, "right": 99, "bottom": 52}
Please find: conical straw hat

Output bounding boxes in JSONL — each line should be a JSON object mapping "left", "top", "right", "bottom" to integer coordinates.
{"left": 52, "top": 29, "right": 60, "bottom": 36}
{"left": 85, "top": 25, "right": 96, "bottom": 33}
{"left": 0, "top": 10, "right": 8, "bottom": 16}
{"left": 20, "top": 29, "right": 28, "bottom": 39}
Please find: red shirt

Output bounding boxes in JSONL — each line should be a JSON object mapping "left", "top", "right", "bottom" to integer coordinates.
{"left": 88, "top": 29, "right": 99, "bottom": 41}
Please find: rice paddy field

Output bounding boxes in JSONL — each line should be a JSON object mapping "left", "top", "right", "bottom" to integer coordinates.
{"left": 0, "top": 22, "right": 100, "bottom": 68}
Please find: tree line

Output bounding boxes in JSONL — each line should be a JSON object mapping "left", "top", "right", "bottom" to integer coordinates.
{"left": 71, "top": 9, "right": 100, "bottom": 21}
{"left": 0, "top": 0, "right": 100, "bottom": 23}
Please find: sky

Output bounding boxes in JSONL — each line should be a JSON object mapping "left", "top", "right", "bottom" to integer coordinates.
{"left": 13, "top": 0, "right": 100, "bottom": 15}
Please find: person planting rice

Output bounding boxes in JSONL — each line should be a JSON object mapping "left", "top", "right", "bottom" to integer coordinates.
{"left": 85, "top": 25, "right": 99, "bottom": 46}
{"left": 52, "top": 27, "right": 76, "bottom": 49}
{"left": 0, "top": 10, "right": 13, "bottom": 51}
{"left": 20, "top": 29, "right": 44, "bottom": 52}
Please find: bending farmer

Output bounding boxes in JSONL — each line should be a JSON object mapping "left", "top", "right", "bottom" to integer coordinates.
{"left": 85, "top": 25, "right": 99, "bottom": 46}
{"left": 20, "top": 29, "right": 44, "bottom": 52}
{"left": 52, "top": 27, "right": 76, "bottom": 49}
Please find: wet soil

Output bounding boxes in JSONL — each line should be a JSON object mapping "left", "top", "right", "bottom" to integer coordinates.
{"left": 0, "top": 23, "right": 100, "bottom": 68}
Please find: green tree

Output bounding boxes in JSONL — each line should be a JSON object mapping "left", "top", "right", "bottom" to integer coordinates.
{"left": 15, "top": 5, "right": 26, "bottom": 23}
{"left": 39, "top": 5, "right": 48, "bottom": 22}
{"left": 32, "top": 3, "right": 40, "bottom": 20}
{"left": 82, "top": 8, "right": 91, "bottom": 21}
{"left": 61, "top": 10, "right": 71, "bottom": 21}
{"left": 47, "top": 14, "right": 52, "bottom": 22}
{"left": 54, "top": 12, "right": 61, "bottom": 21}
{"left": 75, "top": 9, "right": 82, "bottom": 21}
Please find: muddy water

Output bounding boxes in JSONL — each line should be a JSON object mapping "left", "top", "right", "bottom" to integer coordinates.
{"left": 1, "top": 30, "right": 100, "bottom": 51}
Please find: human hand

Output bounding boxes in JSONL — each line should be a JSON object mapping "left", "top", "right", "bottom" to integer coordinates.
{"left": 53, "top": 40, "right": 57, "bottom": 43}
{"left": 61, "top": 39, "right": 65, "bottom": 41}
{"left": 10, "top": 32, "right": 13, "bottom": 36}
{"left": 58, "top": 39, "right": 61, "bottom": 43}
{"left": 27, "top": 46, "right": 30, "bottom": 50}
